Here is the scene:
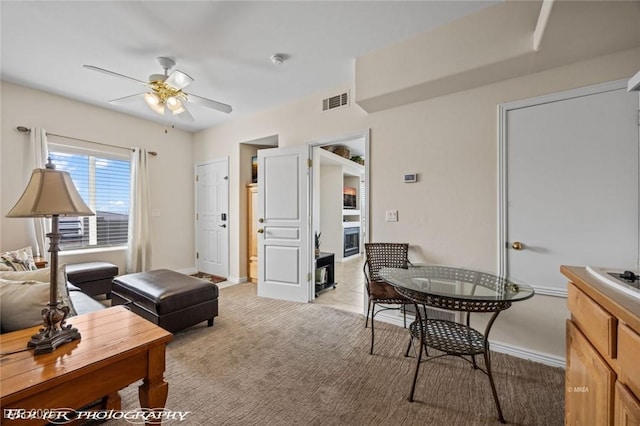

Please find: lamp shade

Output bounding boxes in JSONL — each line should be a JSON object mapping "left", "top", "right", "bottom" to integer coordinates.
{"left": 6, "top": 167, "right": 94, "bottom": 218}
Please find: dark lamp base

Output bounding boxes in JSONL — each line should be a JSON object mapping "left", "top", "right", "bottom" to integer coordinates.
{"left": 28, "top": 304, "right": 81, "bottom": 355}
{"left": 28, "top": 326, "right": 81, "bottom": 355}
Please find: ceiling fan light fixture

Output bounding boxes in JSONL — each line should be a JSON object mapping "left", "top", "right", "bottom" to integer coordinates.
{"left": 144, "top": 92, "right": 160, "bottom": 106}
{"left": 84, "top": 57, "right": 233, "bottom": 119}
{"left": 144, "top": 92, "right": 164, "bottom": 114}
{"left": 166, "top": 96, "right": 182, "bottom": 111}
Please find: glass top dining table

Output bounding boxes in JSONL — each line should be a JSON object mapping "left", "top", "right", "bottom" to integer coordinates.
{"left": 378, "top": 264, "right": 535, "bottom": 424}
{"left": 378, "top": 264, "right": 534, "bottom": 306}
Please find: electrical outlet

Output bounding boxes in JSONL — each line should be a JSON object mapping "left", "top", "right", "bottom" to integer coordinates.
{"left": 385, "top": 210, "right": 398, "bottom": 222}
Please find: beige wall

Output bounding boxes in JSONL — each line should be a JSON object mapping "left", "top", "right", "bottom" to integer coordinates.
{"left": 192, "top": 91, "right": 368, "bottom": 281}
{"left": 193, "top": 47, "right": 640, "bottom": 362}
{"left": 0, "top": 82, "right": 195, "bottom": 274}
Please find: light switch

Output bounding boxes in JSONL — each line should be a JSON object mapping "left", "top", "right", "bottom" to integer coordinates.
{"left": 385, "top": 210, "right": 398, "bottom": 222}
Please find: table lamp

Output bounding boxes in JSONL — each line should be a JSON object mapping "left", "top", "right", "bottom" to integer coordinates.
{"left": 6, "top": 159, "right": 94, "bottom": 354}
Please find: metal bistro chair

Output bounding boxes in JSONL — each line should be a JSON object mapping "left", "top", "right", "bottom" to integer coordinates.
{"left": 363, "top": 242, "right": 414, "bottom": 355}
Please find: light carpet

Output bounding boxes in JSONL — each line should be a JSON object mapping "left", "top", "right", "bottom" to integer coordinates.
{"left": 106, "top": 283, "right": 564, "bottom": 426}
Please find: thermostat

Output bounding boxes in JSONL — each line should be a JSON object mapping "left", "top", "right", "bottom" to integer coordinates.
{"left": 403, "top": 173, "right": 417, "bottom": 183}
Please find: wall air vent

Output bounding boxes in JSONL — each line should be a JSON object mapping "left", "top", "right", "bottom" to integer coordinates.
{"left": 322, "top": 91, "right": 349, "bottom": 111}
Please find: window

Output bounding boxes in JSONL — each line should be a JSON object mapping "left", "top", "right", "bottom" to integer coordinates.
{"left": 49, "top": 148, "right": 131, "bottom": 251}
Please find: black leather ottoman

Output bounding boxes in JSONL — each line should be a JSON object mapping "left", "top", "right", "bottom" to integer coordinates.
{"left": 66, "top": 262, "right": 119, "bottom": 298}
{"left": 111, "top": 269, "right": 219, "bottom": 333}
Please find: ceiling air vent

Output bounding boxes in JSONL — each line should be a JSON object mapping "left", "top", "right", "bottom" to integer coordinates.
{"left": 322, "top": 91, "right": 349, "bottom": 111}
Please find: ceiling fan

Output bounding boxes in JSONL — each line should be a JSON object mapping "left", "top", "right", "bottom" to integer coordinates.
{"left": 83, "top": 57, "right": 232, "bottom": 121}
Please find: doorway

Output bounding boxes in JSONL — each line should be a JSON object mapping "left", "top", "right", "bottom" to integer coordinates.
{"left": 196, "top": 159, "right": 229, "bottom": 278}
{"left": 251, "top": 130, "right": 370, "bottom": 308}
{"left": 240, "top": 135, "right": 278, "bottom": 285}
{"left": 310, "top": 130, "right": 370, "bottom": 313}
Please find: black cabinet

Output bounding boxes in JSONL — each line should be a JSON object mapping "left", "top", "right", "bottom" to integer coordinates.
{"left": 315, "top": 252, "right": 336, "bottom": 296}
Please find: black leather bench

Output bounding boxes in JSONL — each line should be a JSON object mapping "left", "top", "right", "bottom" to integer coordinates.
{"left": 111, "top": 269, "right": 219, "bottom": 333}
{"left": 66, "top": 262, "right": 118, "bottom": 298}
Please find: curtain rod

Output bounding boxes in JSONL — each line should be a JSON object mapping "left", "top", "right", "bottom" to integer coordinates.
{"left": 16, "top": 126, "right": 157, "bottom": 156}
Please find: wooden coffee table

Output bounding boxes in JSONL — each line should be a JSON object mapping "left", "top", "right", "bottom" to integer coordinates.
{"left": 1, "top": 306, "right": 173, "bottom": 425}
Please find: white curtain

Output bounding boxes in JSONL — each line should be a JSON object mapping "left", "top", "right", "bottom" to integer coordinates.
{"left": 126, "top": 147, "right": 152, "bottom": 273}
{"left": 27, "top": 128, "right": 49, "bottom": 258}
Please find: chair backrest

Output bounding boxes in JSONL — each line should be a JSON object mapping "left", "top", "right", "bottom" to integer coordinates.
{"left": 364, "top": 243, "right": 409, "bottom": 283}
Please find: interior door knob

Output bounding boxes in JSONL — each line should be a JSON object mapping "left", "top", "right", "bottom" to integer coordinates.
{"left": 258, "top": 218, "right": 264, "bottom": 223}
{"left": 257, "top": 229, "right": 264, "bottom": 233}
{"left": 511, "top": 241, "right": 524, "bottom": 250}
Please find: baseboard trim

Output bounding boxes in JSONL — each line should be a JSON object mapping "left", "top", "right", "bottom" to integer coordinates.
{"left": 217, "top": 281, "right": 239, "bottom": 289}
{"left": 374, "top": 310, "right": 406, "bottom": 328}
{"left": 490, "top": 342, "right": 565, "bottom": 368}
{"left": 177, "top": 267, "right": 198, "bottom": 275}
{"left": 374, "top": 310, "right": 566, "bottom": 368}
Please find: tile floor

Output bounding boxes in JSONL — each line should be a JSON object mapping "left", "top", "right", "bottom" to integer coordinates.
{"left": 312, "top": 253, "right": 365, "bottom": 314}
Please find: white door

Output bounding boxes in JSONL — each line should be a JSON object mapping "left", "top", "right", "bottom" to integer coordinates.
{"left": 500, "top": 81, "right": 639, "bottom": 295}
{"left": 196, "top": 159, "right": 229, "bottom": 278}
{"left": 257, "top": 145, "right": 311, "bottom": 302}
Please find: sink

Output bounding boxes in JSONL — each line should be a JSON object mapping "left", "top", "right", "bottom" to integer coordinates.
{"left": 586, "top": 266, "right": 640, "bottom": 300}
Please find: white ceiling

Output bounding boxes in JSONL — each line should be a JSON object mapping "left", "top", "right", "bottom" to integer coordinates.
{"left": 0, "top": 1, "right": 497, "bottom": 133}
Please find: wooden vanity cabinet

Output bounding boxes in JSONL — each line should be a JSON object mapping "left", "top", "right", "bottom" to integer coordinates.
{"left": 562, "top": 266, "right": 640, "bottom": 426}
{"left": 565, "top": 319, "right": 615, "bottom": 425}
{"left": 615, "top": 381, "right": 640, "bottom": 425}
{"left": 617, "top": 324, "right": 640, "bottom": 425}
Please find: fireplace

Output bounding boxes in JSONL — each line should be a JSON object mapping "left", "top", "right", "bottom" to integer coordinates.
{"left": 344, "top": 226, "right": 360, "bottom": 257}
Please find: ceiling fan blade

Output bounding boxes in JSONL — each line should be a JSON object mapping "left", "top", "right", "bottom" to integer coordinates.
{"left": 173, "top": 104, "right": 195, "bottom": 122}
{"left": 165, "top": 69, "right": 194, "bottom": 90}
{"left": 83, "top": 65, "right": 147, "bottom": 85}
{"left": 109, "top": 93, "right": 145, "bottom": 105}
{"left": 185, "top": 93, "right": 232, "bottom": 114}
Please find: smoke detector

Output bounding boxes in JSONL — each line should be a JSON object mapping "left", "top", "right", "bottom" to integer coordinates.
{"left": 270, "top": 53, "right": 287, "bottom": 65}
